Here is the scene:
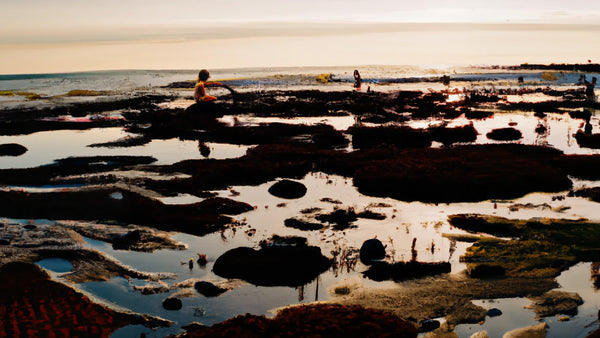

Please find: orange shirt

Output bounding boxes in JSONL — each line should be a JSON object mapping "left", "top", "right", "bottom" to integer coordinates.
{"left": 194, "top": 81, "right": 222, "bottom": 102}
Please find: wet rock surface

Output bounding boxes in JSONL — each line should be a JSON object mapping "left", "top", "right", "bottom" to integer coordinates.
{"left": 0, "top": 262, "right": 171, "bottom": 337}
{"left": 174, "top": 303, "right": 417, "bottom": 338}
{"left": 525, "top": 291, "right": 584, "bottom": 318}
{"left": 453, "top": 214, "right": 600, "bottom": 278}
{"left": 2, "top": 82, "right": 600, "bottom": 336}
{"left": 503, "top": 322, "right": 548, "bottom": 338}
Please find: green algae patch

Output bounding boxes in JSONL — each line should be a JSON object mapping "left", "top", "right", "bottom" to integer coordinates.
{"left": 452, "top": 214, "right": 600, "bottom": 278}
{"left": 0, "top": 91, "right": 14, "bottom": 97}
{"left": 15, "top": 91, "right": 42, "bottom": 100}
{"left": 65, "top": 89, "right": 107, "bottom": 96}
{"left": 461, "top": 238, "right": 576, "bottom": 278}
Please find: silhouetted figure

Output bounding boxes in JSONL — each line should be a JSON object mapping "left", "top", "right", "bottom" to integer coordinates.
{"left": 194, "top": 69, "right": 236, "bottom": 102}
{"left": 353, "top": 69, "right": 362, "bottom": 91}
{"left": 585, "top": 77, "right": 597, "bottom": 102}
{"left": 198, "top": 141, "right": 211, "bottom": 157}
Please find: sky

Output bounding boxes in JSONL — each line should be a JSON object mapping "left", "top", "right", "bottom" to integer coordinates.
{"left": 2, "top": 1, "right": 600, "bottom": 74}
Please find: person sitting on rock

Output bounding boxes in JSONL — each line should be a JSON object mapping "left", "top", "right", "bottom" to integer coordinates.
{"left": 194, "top": 69, "right": 236, "bottom": 102}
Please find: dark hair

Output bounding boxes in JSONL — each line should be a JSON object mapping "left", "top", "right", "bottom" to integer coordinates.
{"left": 198, "top": 69, "right": 210, "bottom": 81}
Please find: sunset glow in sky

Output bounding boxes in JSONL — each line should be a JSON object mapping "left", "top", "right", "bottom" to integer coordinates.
{"left": 2, "top": 1, "right": 600, "bottom": 74}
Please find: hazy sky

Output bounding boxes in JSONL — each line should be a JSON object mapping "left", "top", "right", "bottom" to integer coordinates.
{"left": 4, "top": 0, "right": 600, "bottom": 34}
{"left": 2, "top": 1, "right": 600, "bottom": 73}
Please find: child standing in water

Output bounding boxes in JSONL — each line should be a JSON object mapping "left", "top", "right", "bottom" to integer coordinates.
{"left": 194, "top": 69, "right": 236, "bottom": 102}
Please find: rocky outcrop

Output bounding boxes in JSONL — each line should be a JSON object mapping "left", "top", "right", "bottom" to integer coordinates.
{"left": 212, "top": 242, "right": 331, "bottom": 287}
{"left": 525, "top": 291, "right": 583, "bottom": 318}
{"left": 268, "top": 180, "right": 307, "bottom": 199}
{"left": 0, "top": 143, "right": 27, "bottom": 156}
{"left": 359, "top": 238, "right": 386, "bottom": 265}
{"left": 503, "top": 322, "right": 548, "bottom": 338}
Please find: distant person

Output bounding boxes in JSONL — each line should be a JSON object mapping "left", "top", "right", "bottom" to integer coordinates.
{"left": 353, "top": 69, "right": 362, "bottom": 91}
{"left": 585, "top": 77, "right": 597, "bottom": 102}
{"left": 194, "top": 69, "right": 236, "bottom": 103}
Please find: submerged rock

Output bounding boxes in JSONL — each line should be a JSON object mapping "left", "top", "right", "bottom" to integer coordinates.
{"left": 133, "top": 284, "right": 169, "bottom": 295}
{"left": 212, "top": 244, "right": 331, "bottom": 287}
{"left": 525, "top": 291, "right": 583, "bottom": 318}
{"left": 194, "top": 281, "right": 227, "bottom": 297}
{"left": 503, "top": 322, "right": 548, "bottom": 338}
{"left": 487, "top": 308, "right": 502, "bottom": 317}
{"left": 268, "top": 180, "right": 307, "bottom": 199}
{"left": 162, "top": 297, "right": 182, "bottom": 310}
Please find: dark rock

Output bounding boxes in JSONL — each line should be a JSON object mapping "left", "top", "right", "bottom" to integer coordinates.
{"left": 569, "top": 109, "right": 592, "bottom": 121}
{"left": 194, "top": 281, "right": 227, "bottom": 297}
{"left": 487, "top": 308, "right": 503, "bottom": 317}
{"left": 212, "top": 245, "right": 331, "bottom": 287}
{"left": 198, "top": 142, "right": 211, "bottom": 157}
{"left": 133, "top": 285, "right": 169, "bottom": 295}
{"left": 316, "top": 208, "right": 358, "bottom": 229}
{"left": 163, "top": 81, "right": 195, "bottom": 89}
{"left": 363, "top": 261, "right": 451, "bottom": 282}
{"left": 259, "top": 235, "right": 307, "bottom": 248}
{"left": 359, "top": 238, "right": 386, "bottom": 265}
{"left": 268, "top": 180, "right": 307, "bottom": 199}
{"left": 465, "top": 110, "right": 494, "bottom": 119}
{"left": 162, "top": 297, "right": 182, "bottom": 310}
{"left": 284, "top": 218, "right": 323, "bottom": 231}
{"left": 179, "top": 303, "right": 418, "bottom": 337}
{"left": 356, "top": 210, "right": 387, "bottom": 220}
{"left": 353, "top": 144, "right": 571, "bottom": 203}
{"left": 486, "top": 128, "right": 522, "bottom": 141}
{"left": 429, "top": 124, "right": 478, "bottom": 146}
{"left": 348, "top": 125, "right": 432, "bottom": 149}
{"left": 468, "top": 264, "right": 506, "bottom": 278}
{"left": 418, "top": 319, "right": 440, "bottom": 332}
{"left": 0, "top": 143, "right": 27, "bottom": 156}
{"left": 535, "top": 124, "right": 547, "bottom": 134}
{"left": 574, "top": 130, "right": 600, "bottom": 149}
